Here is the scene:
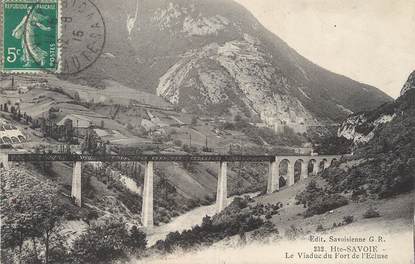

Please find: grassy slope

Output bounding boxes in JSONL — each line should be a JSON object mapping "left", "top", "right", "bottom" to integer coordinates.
{"left": 255, "top": 178, "right": 413, "bottom": 235}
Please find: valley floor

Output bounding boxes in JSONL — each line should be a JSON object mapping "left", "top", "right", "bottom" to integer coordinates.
{"left": 146, "top": 192, "right": 260, "bottom": 246}
{"left": 137, "top": 179, "right": 414, "bottom": 264}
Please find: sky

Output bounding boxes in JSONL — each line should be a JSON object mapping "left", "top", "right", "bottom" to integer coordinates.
{"left": 233, "top": 0, "right": 415, "bottom": 98}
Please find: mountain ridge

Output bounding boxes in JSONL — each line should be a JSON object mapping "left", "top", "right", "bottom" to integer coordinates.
{"left": 68, "top": 0, "right": 392, "bottom": 124}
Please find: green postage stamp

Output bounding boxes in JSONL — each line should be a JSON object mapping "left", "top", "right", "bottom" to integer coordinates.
{"left": 1, "top": 0, "right": 59, "bottom": 72}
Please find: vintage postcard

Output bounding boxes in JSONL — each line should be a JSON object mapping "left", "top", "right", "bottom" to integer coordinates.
{"left": 0, "top": 0, "right": 414, "bottom": 263}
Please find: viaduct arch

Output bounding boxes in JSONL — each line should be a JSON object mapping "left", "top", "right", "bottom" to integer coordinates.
{"left": 0, "top": 125, "right": 26, "bottom": 144}
{"left": 267, "top": 155, "right": 340, "bottom": 193}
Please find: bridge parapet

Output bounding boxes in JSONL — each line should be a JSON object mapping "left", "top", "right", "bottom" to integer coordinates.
{"left": 8, "top": 153, "right": 276, "bottom": 163}
{"left": 8, "top": 153, "right": 344, "bottom": 163}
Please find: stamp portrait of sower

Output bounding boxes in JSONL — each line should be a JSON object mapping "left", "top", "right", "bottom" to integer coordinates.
{"left": 12, "top": 6, "right": 52, "bottom": 67}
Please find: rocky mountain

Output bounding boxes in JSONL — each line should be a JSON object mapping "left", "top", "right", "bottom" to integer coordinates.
{"left": 325, "top": 71, "right": 415, "bottom": 198}
{"left": 339, "top": 70, "right": 415, "bottom": 145}
{"left": 71, "top": 0, "right": 391, "bottom": 123}
{"left": 401, "top": 71, "right": 415, "bottom": 96}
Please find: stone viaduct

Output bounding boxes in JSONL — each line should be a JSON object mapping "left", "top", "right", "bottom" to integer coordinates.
{"left": 6, "top": 153, "right": 341, "bottom": 228}
{"left": 0, "top": 124, "right": 26, "bottom": 144}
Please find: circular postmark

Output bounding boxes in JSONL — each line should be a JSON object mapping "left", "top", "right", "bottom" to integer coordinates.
{"left": 25, "top": 0, "right": 106, "bottom": 75}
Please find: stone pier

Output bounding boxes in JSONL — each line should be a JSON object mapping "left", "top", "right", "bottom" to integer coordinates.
{"left": 0, "top": 153, "right": 9, "bottom": 169}
{"left": 71, "top": 162, "right": 82, "bottom": 207}
{"left": 216, "top": 161, "right": 227, "bottom": 213}
{"left": 267, "top": 159, "right": 279, "bottom": 194}
{"left": 141, "top": 161, "right": 154, "bottom": 228}
{"left": 286, "top": 162, "right": 294, "bottom": 186}
{"left": 312, "top": 162, "right": 319, "bottom": 176}
{"left": 301, "top": 161, "right": 308, "bottom": 180}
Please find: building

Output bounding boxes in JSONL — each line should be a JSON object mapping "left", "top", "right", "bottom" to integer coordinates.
{"left": 57, "top": 114, "right": 93, "bottom": 136}
{"left": 261, "top": 108, "right": 308, "bottom": 135}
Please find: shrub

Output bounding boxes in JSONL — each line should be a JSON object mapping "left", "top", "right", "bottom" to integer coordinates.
{"left": 173, "top": 139, "right": 183, "bottom": 147}
{"left": 72, "top": 219, "right": 147, "bottom": 263}
{"left": 314, "top": 135, "right": 353, "bottom": 155}
{"left": 305, "top": 194, "right": 348, "bottom": 217}
{"left": 295, "top": 180, "right": 324, "bottom": 207}
{"left": 297, "top": 179, "right": 349, "bottom": 217}
{"left": 158, "top": 209, "right": 265, "bottom": 253}
{"left": 182, "top": 144, "right": 198, "bottom": 153}
{"left": 285, "top": 225, "right": 303, "bottom": 240}
{"left": 251, "top": 221, "right": 279, "bottom": 242}
{"left": 187, "top": 199, "right": 202, "bottom": 210}
{"left": 363, "top": 207, "right": 380, "bottom": 219}
{"left": 87, "top": 209, "right": 99, "bottom": 220}
{"left": 316, "top": 224, "right": 324, "bottom": 232}
{"left": 232, "top": 197, "right": 249, "bottom": 209}
{"left": 343, "top": 215, "right": 354, "bottom": 225}
{"left": 125, "top": 226, "right": 147, "bottom": 255}
{"left": 126, "top": 123, "right": 134, "bottom": 130}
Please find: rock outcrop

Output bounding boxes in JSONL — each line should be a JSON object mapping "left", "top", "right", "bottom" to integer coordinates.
{"left": 401, "top": 71, "right": 415, "bottom": 96}
{"left": 339, "top": 71, "right": 415, "bottom": 145}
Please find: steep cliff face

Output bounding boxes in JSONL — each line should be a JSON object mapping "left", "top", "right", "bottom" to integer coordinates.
{"left": 338, "top": 70, "right": 415, "bottom": 146}
{"left": 338, "top": 112, "right": 396, "bottom": 145}
{"left": 156, "top": 36, "right": 315, "bottom": 121}
{"left": 74, "top": 0, "right": 392, "bottom": 123}
{"left": 401, "top": 71, "right": 415, "bottom": 96}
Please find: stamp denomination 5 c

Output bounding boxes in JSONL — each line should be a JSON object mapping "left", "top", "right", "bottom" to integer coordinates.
{"left": 2, "top": 0, "right": 59, "bottom": 73}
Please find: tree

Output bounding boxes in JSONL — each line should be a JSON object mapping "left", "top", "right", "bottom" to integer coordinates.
{"left": 163, "top": 231, "right": 181, "bottom": 253}
{"left": 72, "top": 219, "right": 144, "bottom": 263}
{"left": 1, "top": 169, "right": 65, "bottom": 263}
{"left": 124, "top": 226, "right": 147, "bottom": 256}
{"left": 17, "top": 110, "right": 22, "bottom": 121}
{"left": 314, "top": 136, "right": 352, "bottom": 155}
{"left": 81, "top": 129, "right": 100, "bottom": 154}
{"left": 72, "top": 219, "right": 127, "bottom": 263}
{"left": 201, "top": 215, "right": 213, "bottom": 230}
{"left": 295, "top": 180, "right": 324, "bottom": 207}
